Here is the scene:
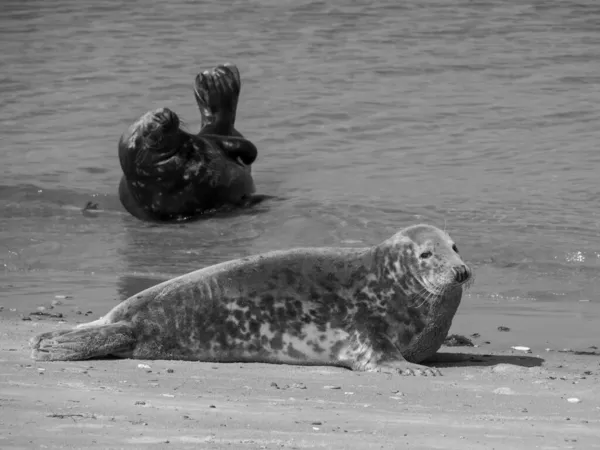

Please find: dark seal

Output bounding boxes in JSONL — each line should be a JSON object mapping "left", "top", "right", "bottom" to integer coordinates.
{"left": 118, "top": 64, "right": 258, "bottom": 222}
{"left": 30, "top": 224, "right": 472, "bottom": 376}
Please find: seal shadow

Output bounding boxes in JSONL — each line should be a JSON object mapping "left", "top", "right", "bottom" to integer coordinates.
{"left": 202, "top": 194, "right": 284, "bottom": 221}
{"left": 133, "top": 194, "right": 284, "bottom": 225}
{"left": 425, "top": 351, "right": 544, "bottom": 368}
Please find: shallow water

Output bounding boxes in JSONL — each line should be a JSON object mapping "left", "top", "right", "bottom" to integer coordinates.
{"left": 2, "top": 0, "right": 600, "bottom": 329}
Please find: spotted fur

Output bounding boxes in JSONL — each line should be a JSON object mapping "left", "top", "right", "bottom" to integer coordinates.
{"left": 30, "top": 224, "right": 472, "bottom": 376}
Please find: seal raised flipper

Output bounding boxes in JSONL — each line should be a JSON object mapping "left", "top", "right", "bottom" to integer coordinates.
{"left": 194, "top": 63, "right": 242, "bottom": 136}
{"left": 30, "top": 323, "right": 136, "bottom": 361}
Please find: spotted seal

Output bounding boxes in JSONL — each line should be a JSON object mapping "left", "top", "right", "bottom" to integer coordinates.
{"left": 30, "top": 224, "right": 472, "bottom": 376}
{"left": 118, "top": 63, "right": 260, "bottom": 222}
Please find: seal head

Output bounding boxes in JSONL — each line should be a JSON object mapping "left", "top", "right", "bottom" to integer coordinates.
{"left": 363, "top": 224, "right": 472, "bottom": 369}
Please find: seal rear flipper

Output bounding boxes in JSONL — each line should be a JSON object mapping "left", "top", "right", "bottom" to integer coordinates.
{"left": 194, "top": 63, "right": 241, "bottom": 135}
{"left": 29, "top": 322, "right": 136, "bottom": 361}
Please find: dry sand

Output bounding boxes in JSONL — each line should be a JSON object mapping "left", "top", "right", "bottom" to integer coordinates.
{"left": 1, "top": 299, "right": 599, "bottom": 450}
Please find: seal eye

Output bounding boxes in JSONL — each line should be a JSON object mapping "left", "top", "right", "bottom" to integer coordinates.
{"left": 419, "top": 251, "right": 432, "bottom": 259}
{"left": 452, "top": 244, "right": 459, "bottom": 253}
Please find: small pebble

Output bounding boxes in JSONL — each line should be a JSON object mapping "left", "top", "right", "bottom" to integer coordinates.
{"left": 37, "top": 307, "right": 46, "bottom": 312}
{"left": 497, "top": 326, "right": 510, "bottom": 332}
{"left": 51, "top": 300, "right": 63, "bottom": 306}
{"left": 567, "top": 398, "right": 581, "bottom": 404}
{"left": 492, "top": 364, "right": 525, "bottom": 374}
{"left": 323, "top": 385, "right": 341, "bottom": 390}
{"left": 444, "top": 334, "right": 474, "bottom": 347}
{"left": 54, "top": 295, "right": 72, "bottom": 299}
{"left": 271, "top": 382, "right": 280, "bottom": 389}
{"left": 209, "top": 405, "right": 216, "bottom": 408}
{"left": 493, "top": 387, "right": 516, "bottom": 395}
{"left": 166, "top": 368, "right": 174, "bottom": 373}
{"left": 311, "top": 421, "right": 322, "bottom": 425}
{"left": 137, "top": 364, "right": 151, "bottom": 370}
{"left": 162, "top": 394, "right": 175, "bottom": 398}
{"left": 312, "top": 427, "right": 320, "bottom": 431}
{"left": 511, "top": 346, "right": 531, "bottom": 353}
{"left": 134, "top": 401, "right": 146, "bottom": 405}
{"left": 22, "top": 316, "right": 32, "bottom": 321}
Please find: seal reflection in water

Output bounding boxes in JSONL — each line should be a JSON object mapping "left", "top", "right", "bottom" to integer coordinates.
{"left": 118, "top": 63, "right": 259, "bottom": 222}
{"left": 30, "top": 224, "right": 472, "bottom": 376}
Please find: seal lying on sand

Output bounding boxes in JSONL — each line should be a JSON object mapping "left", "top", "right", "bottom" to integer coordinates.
{"left": 118, "top": 64, "right": 259, "bottom": 222}
{"left": 30, "top": 224, "right": 472, "bottom": 376}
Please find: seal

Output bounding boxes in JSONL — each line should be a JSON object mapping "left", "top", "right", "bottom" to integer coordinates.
{"left": 30, "top": 224, "right": 472, "bottom": 376}
{"left": 118, "top": 63, "right": 259, "bottom": 222}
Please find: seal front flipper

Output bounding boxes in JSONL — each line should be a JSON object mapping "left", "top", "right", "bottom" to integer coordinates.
{"left": 376, "top": 359, "right": 442, "bottom": 377}
{"left": 211, "top": 135, "right": 258, "bottom": 166}
{"left": 194, "top": 63, "right": 242, "bottom": 136}
{"left": 340, "top": 331, "right": 442, "bottom": 376}
{"left": 30, "top": 323, "right": 136, "bottom": 361}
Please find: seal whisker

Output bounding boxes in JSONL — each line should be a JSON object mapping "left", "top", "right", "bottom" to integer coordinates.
{"left": 461, "top": 273, "right": 475, "bottom": 290}
{"left": 420, "top": 277, "right": 449, "bottom": 297}
{"left": 417, "top": 291, "right": 437, "bottom": 309}
{"left": 178, "top": 117, "right": 191, "bottom": 132}
{"left": 411, "top": 284, "right": 442, "bottom": 309}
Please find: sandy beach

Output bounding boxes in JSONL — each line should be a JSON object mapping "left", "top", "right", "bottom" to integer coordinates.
{"left": 1, "top": 297, "right": 599, "bottom": 450}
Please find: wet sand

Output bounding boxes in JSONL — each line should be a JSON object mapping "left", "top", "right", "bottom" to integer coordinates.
{"left": 1, "top": 299, "right": 600, "bottom": 450}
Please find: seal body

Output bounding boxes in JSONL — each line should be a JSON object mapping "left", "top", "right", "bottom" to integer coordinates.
{"left": 30, "top": 224, "right": 472, "bottom": 376}
{"left": 118, "top": 64, "right": 259, "bottom": 222}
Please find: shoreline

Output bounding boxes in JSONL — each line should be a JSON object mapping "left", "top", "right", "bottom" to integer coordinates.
{"left": 1, "top": 305, "right": 600, "bottom": 449}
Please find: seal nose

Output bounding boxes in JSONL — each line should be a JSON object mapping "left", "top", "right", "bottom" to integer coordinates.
{"left": 454, "top": 264, "right": 471, "bottom": 284}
